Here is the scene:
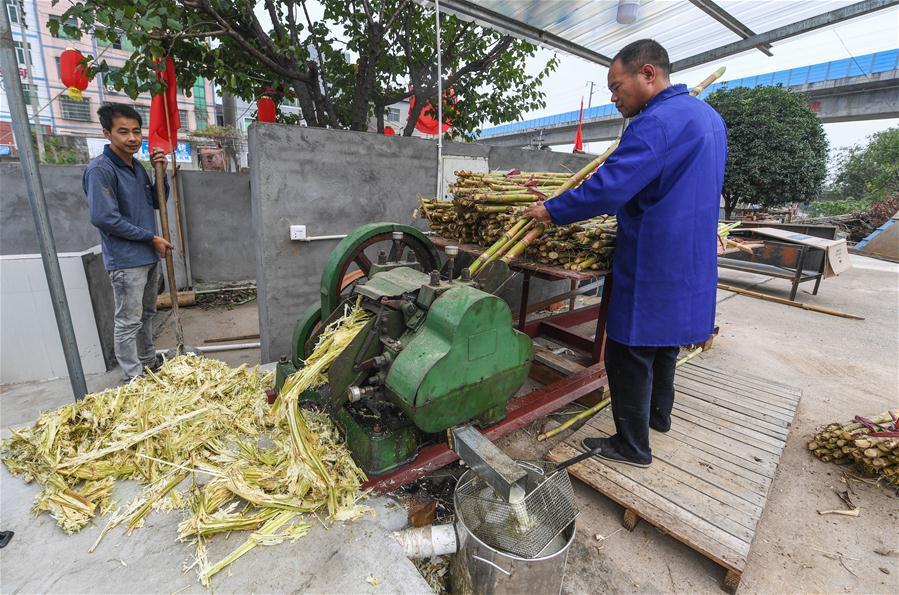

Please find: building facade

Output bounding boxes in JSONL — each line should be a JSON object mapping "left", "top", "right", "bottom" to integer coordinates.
{"left": 1, "top": 0, "right": 215, "bottom": 159}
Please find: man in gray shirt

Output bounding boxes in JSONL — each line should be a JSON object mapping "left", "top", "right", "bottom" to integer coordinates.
{"left": 83, "top": 104, "right": 173, "bottom": 380}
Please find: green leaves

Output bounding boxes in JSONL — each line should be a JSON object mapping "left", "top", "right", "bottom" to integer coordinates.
{"left": 51, "top": 0, "right": 556, "bottom": 137}
{"left": 707, "top": 85, "right": 828, "bottom": 218}
{"left": 832, "top": 127, "right": 899, "bottom": 201}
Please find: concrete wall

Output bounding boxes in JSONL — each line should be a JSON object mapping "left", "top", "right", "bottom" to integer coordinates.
{"left": 179, "top": 171, "right": 255, "bottom": 283}
{"left": 0, "top": 164, "right": 254, "bottom": 285}
{"left": 249, "top": 123, "right": 598, "bottom": 361}
{"left": 0, "top": 164, "right": 97, "bottom": 254}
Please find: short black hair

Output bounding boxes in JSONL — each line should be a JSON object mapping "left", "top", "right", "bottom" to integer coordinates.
{"left": 613, "top": 39, "right": 670, "bottom": 76}
{"left": 98, "top": 103, "right": 142, "bottom": 131}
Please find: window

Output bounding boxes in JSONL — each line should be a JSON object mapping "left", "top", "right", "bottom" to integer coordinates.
{"left": 13, "top": 41, "right": 32, "bottom": 66}
{"left": 192, "top": 77, "right": 206, "bottom": 108}
{"left": 132, "top": 104, "right": 150, "bottom": 124}
{"left": 49, "top": 15, "right": 79, "bottom": 39}
{"left": 97, "top": 29, "right": 135, "bottom": 52}
{"left": 5, "top": 0, "right": 18, "bottom": 24}
{"left": 387, "top": 107, "right": 401, "bottom": 122}
{"left": 178, "top": 109, "right": 188, "bottom": 131}
{"left": 21, "top": 83, "right": 37, "bottom": 105}
{"left": 60, "top": 96, "right": 92, "bottom": 121}
{"left": 195, "top": 107, "right": 208, "bottom": 130}
{"left": 215, "top": 109, "right": 224, "bottom": 127}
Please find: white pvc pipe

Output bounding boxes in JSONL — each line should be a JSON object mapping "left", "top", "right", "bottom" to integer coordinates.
{"left": 155, "top": 342, "right": 260, "bottom": 356}
{"left": 393, "top": 524, "right": 458, "bottom": 558}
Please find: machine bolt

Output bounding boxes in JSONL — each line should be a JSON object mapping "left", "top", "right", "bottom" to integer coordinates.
{"left": 279, "top": 354, "right": 287, "bottom": 363}
{"left": 377, "top": 250, "right": 388, "bottom": 265}
{"left": 405, "top": 250, "right": 417, "bottom": 263}
{"left": 430, "top": 270, "right": 441, "bottom": 286}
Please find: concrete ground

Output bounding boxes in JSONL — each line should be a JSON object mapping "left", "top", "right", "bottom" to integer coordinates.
{"left": 500, "top": 253, "right": 899, "bottom": 594}
{"left": 2, "top": 254, "right": 897, "bottom": 593}
{"left": 0, "top": 301, "right": 430, "bottom": 594}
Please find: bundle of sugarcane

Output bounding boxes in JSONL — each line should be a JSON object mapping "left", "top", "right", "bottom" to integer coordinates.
{"left": 527, "top": 215, "right": 617, "bottom": 270}
{"left": 808, "top": 410, "right": 899, "bottom": 486}
{"left": 468, "top": 66, "right": 727, "bottom": 277}
{"left": 2, "top": 301, "right": 373, "bottom": 587}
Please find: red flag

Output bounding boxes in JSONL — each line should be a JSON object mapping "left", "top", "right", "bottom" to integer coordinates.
{"left": 572, "top": 98, "right": 584, "bottom": 153}
{"left": 149, "top": 56, "right": 180, "bottom": 153}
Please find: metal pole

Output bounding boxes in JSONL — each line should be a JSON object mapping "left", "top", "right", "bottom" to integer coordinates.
{"left": 434, "top": 0, "right": 443, "bottom": 200}
{"left": 15, "top": 0, "right": 44, "bottom": 161}
{"left": 1, "top": 8, "right": 87, "bottom": 400}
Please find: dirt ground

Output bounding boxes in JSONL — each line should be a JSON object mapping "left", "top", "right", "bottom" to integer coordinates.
{"left": 3, "top": 253, "right": 896, "bottom": 594}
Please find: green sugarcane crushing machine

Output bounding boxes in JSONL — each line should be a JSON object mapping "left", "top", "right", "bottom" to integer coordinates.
{"left": 274, "top": 223, "right": 535, "bottom": 476}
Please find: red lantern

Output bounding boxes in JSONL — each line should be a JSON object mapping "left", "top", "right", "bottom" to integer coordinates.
{"left": 60, "top": 48, "right": 89, "bottom": 101}
{"left": 383, "top": 126, "right": 395, "bottom": 136}
{"left": 257, "top": 96, "right": 276, "bottom": 123}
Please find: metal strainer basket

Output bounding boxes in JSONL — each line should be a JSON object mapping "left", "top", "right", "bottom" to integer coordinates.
{"left": 454, "top": 460, "right": 578, "bottom": 558}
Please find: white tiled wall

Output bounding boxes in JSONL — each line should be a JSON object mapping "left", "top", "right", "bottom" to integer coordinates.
{"left": 0, "top": 248, "right": 106, "bottom": 383}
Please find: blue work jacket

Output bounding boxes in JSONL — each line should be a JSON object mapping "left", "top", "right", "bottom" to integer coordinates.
{"left": 545, "top": 84, "right": 727, "bottom": 347}
{"left": 83, "top": 145, "right": 166, "bottom": 271}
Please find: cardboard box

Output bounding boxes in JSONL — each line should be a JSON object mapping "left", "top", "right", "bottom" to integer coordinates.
{"left": 748, "top": 227, "right": 852, "bottom": 277}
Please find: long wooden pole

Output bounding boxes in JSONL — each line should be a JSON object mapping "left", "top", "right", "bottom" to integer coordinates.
{"left": 717, "top": 283, "right": 865, "bottom": 320}
{"left": 154, "top": 160, "right": 184, "bottom": 347}
{"left": 157, "top": 85, "right": 185, "bottom": 347}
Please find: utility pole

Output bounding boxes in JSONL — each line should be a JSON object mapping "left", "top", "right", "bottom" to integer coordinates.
{"left": 586, "top": 80, "right": 597, "bottom": 108}
{"left": 15, "top": 0, "right": 44, "bottom": 162}
{"left": 1, "top": 7, "right": 87, "bottom": 400}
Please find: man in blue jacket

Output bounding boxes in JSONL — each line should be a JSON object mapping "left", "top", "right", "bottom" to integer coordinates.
{"left": 84, "top": 104, "right": 173, "bottom": 381}
{"left": 524, "top": 40, "right": 727, "bottom": 467}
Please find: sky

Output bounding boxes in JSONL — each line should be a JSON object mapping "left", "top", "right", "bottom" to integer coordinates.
{"left": 256, "top": 2, "right": 898, "bottom": 157}
{"left": 514, "top": 5, "right": 899, "bottom": 154}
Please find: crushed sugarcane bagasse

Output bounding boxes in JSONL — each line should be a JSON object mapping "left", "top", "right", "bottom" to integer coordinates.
{"left": 1, "top": 301, "right": 373, "bottom": 587}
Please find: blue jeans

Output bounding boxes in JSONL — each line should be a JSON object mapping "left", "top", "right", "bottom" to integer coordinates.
{"left": 110, "top": 262, "right": 159, "bottom": 379}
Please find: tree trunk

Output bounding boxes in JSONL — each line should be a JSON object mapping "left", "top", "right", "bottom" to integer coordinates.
{"left": 404, "top": 94, "right": 426, "bottom": 136}
{"left": 294, "top": 80, "right": 320, "bottom": 127}
{"left": 375, "top": 101, "right": 385, "bottom": 133}
{"left": 349, "top": 52, "right": 376, "bottom": 131}
{"left": 724, "top": 193, "right": 736, "bottom": 220}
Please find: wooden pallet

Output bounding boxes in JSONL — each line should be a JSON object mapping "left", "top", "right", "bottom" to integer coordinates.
{"left": 546, "top": 362, "right": 801, "bottom": 593}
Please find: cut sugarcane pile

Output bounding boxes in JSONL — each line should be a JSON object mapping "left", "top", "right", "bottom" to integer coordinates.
{"left": 1, "top": 302, "right": 372, "bottom": 587}
{"left": 808, "top": 410, "right": 899, "bottom": 486}
{"left": 419, "top": 168, "right": 617, "bottom": 271}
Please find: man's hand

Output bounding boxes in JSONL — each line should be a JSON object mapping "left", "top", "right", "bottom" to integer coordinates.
{"left": 151, "top": 235, "right": 174, "bottom": 257}
{"left": 522, "top": 202, "right": 552, "bottom": 222}
{"left": 149, "top": 148, "right": 167, "bottom": 166}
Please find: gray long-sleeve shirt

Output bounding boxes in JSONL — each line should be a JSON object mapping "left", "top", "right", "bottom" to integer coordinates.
{"left": 83, "top": 145, "right": 167, "bottom": 271}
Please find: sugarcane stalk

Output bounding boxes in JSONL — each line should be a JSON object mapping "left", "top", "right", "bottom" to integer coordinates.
{"left": 469, "top": 218, "right": 528, "bottom": 275}
{"left": 500, "top": 224, "right": 545, "bottom": 263}
{"left": 676, "top": 347, "right": 703, "bottom": 367}
{"left": 538, "top": 397, "right": 611, "bottom": 442}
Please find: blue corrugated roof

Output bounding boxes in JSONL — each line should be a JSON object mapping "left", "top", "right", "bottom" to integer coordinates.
{"left": 478, "top": 49, "right": 898, "bottom": 138}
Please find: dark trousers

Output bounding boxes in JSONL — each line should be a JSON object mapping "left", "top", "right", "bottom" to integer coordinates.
{"left": 604, "top": 338, "right": 679, "bottom": 462}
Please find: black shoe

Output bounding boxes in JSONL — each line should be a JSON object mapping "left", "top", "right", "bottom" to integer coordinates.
{"left": 144, "top": 355, "right": 164, "bottom": 373}
{"left": 582, "top": 437, "right": 651, "bottom": 468}
{"left": 649, "top": 408, "right": 671, "bottom": 432}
